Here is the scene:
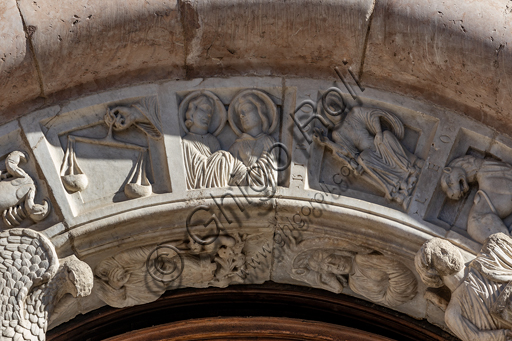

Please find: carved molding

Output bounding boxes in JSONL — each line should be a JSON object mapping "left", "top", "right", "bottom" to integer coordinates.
{"left": 3, "top": 77, "right": 512, "bottom": 338}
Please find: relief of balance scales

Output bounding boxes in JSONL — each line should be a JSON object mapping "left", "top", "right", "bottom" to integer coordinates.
{"left": 60, "top": 99, "right": 161, "bottom": 201}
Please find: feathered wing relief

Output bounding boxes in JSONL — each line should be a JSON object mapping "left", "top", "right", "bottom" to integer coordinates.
{"left": 0, "top": 151, "right": 50, "bottom": 227}
{"left": 0, "top": 228, "right": 93, "bottom": 341}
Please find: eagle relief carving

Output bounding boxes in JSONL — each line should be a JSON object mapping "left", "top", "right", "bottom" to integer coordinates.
{"left": 0, "top": 228, "right": 93, "bottom": 341}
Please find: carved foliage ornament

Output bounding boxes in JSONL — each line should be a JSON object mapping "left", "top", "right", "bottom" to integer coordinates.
{"left": 416, "top": 233, "right": 512, "bottom": 341}
{"left": 94, "top": 232, "right": 252, "bottom": 308}
{"left": 0, "top": 151, "right": 50, "bottom": 227}
{"left": 0, "top": 228, "right": 93, "bottom": 341}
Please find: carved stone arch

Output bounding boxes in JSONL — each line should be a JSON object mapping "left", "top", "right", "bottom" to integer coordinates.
{"left": 0, "top": 0, "right": 511, "bottom": 340}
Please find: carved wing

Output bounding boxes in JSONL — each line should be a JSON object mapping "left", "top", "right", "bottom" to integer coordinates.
{"left": 132, "top": 96, "right": 162, "bottom": 139}
{"left": 365, "top": 109, "right": 405, "bottom": 140}
{"left": 0, "top": 228, "right": 59, "bottom": 340}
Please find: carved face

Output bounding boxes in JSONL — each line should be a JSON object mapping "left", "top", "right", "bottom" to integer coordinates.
{"left": 239, "top": 102, "right": 262, "bottom": 135}
{"left": 112, "top": 107, "right": 139, "bottom": 131}
{"left": 64, "top": 257, "right": 94, "bottom": 298}
{"left": 318, "top": 254, "right": 353, "bottom": 276}
{"left": 441, "top": 167, "right": 469, "bottom": 200}
{"left": 432, "top": 244, "right": 464, "bottom": 277}
{"left": 191, "top": 102, "right": 213, "bottom": 131}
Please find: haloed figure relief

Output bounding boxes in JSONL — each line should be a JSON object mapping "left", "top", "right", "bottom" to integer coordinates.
{"left": 228, "top": 90, "right": 278, "bottom": 189}
{"left": 180, "top": 89, "right": 279, "bottom": 190}
{"left": 440, "top": 155, "right": 512, "bottom": 244}
{"left": 312, "top": 89, "right": 423, "bottom": 208}
{"left": 180, "top": 91, "right": 245, "bottom": 189}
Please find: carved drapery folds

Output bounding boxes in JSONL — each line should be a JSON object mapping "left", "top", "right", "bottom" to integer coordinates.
{"left": 14, "top": 78, "right": 512, "bottom": 338}
{"left": 274, "top": 235, "right": 417, "bottom": 308}
{"left": 179, "top": 89, "right": 278, "bottom": 190}
{"left": 306, "top": 89, "right": 424, "bottom": 209}
{"left": 416, "top": 233, "right": 512, "bottom": 341}
{"left": 0, "top": 228, "right": 93, "bottom": 341}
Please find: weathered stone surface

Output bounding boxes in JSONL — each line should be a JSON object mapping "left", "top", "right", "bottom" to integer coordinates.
{"left": 184, "top": 0, "right": 373, "bottom": 78}
{"left": 0, "top": 0, "right": 40, "bottom": 115}
{"left": 11, "top": 76, "right": 512, "bottom": 340}
{"left": 363, "top": 0, "right": 512, "bottom": 134}
{"left": 0, "top": 1, "right": 512, "bottom": 338}
{"left": 17, "top": 0, "right": 185, "bottom": 99}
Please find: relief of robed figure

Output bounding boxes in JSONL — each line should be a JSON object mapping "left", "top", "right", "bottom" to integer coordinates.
{"left": 227, "top": 89, "right": 279, "bottom": 189}
{"left": 416, "top": 234, "right": 512, "bottom": 341}
{"left": 180, "top": 89, "right": 279, "bottom": 190}
{"left": 179, "top": 91, "right": 245, "bottom": 189}
{"left": 313, "top": 90, "right": 423, "bottom": 208}
{"left": 283, "top": 236, "right": 417, "bottom": 308}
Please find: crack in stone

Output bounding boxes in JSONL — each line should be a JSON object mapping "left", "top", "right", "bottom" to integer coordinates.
{"left": 358, "top": 0, "right": 376, "bottom": 80}
{"left": 178, "top": 0, "right": 200, "bottom": 80}
{"left": 15, "top": 0, "right": 46, "bottom": 99}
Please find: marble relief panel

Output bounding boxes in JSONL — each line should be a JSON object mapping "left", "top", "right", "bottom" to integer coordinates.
{"left": 20, "top": 86, "right": 172, "bottom": 219}
{"left": 300, "top": 87, "right": 438, "bottom": 211}
{"left": 425, "top": 127, "right": 512, "bottom": 244}
{"left": 176, "top": 87, "right": 291, "bottom": 190}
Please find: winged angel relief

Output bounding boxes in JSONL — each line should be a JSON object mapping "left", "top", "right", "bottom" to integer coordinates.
{"left": 60, "top": 97, "right": 162, "bottom": 199}
{"left": 0, "top": 228, "right": 93, "bottom": 341}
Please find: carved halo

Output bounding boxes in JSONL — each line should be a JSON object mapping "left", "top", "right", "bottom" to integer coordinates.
{"left": 179, "top": 90, "right": 227, "bottom": 136}
{"left": 227, "top": 89, "right": 278, "bottom": 137}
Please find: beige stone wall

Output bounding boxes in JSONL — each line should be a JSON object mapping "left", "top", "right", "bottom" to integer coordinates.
{"left": 2, "top": 0, "right": 512, "bottom": 133}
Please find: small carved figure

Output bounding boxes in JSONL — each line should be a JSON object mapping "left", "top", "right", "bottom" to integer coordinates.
{"left": 0, "top": 228, "right": 93, "bottom": 341}
{"left": 441, "top": 155, "right": 512, "bottom": 244}
{"left": 288, "top": 237, "right": 417, "bottom": 307}
{"left": 312, "top": 94, "right": 422, "bottom": 208}
{"left": 0, "top": 151, "right": 50, "bottom": 227}
{"left": 179, "top": 91, "right": 245, "bottom": 189}
{"left": 416, "top": 233, "right": 512, "bottom": 341}
{"left": 109, "top": 96, "right": 162, "bottom": 139}
{"left": 95, "top": 233, "right": 247, "bottom": 308}
{"left": 228, "top": 90, "right": 279, "bottom": 189}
